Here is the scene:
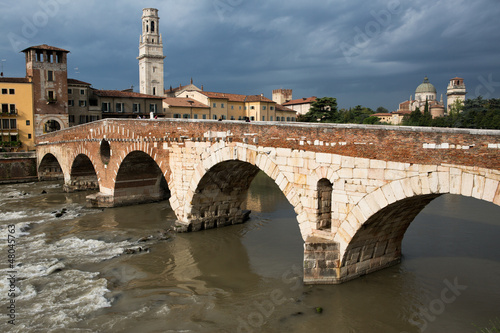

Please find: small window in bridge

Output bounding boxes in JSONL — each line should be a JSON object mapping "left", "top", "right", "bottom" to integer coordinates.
{"left": 100, "top": 140, "right": 111, "bottom": 165}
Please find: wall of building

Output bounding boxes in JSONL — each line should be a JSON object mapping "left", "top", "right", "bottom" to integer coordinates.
{"left": 0, "top": 152, "right": 37, "bottom": 182}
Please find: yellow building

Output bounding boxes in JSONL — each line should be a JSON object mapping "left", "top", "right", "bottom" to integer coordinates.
{"left": 0, "top": 78, "right": 35, "bottom": 151}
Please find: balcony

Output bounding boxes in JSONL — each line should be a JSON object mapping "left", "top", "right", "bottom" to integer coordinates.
{"left": 46, "top": 98, "right": 57, "bottom": 104}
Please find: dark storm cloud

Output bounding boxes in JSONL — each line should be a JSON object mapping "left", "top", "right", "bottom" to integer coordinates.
{"left": 1, "top": 0, "right": 499, "bottom": 110}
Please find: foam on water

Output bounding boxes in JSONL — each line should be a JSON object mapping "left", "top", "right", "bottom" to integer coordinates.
{"left": 0, "top": 230, "right": 134, "bottom": 332}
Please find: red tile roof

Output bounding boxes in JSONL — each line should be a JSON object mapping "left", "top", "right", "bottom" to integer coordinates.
{"left": 373, "top": 113, "right": 393, "bottom": 117}
{"left": 201, "top": 91, "right": 274, "bottom": 103}
{"left": 21, "top": 44, "right": 69, "bottom": 53}
{"left": 68, "top": 78, "right": 91, "bottom": 86}
{"left": 275, "top": 104, "right": 296, "bottom": 112}
{"left": 0, "top": 77, "right": 30, "bottom": 83}
{"left": 163, "top": 97, "right": 209, "bottom": 108}
{"left": 283, "top": 96, "right": 317, "bottom": 106}
{"left": 94, "top": 90, "right": 163, "bottom": 99}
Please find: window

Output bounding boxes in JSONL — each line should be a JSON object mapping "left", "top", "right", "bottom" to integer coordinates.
{"left": 153, "top": 67, "right": 156, "bottom": 73}
{"left": 79, "top": 115, "right": 87, "bottom": 124}
{"left": 239, "top": 106, "right": 242, "bottom": 110}
{"left": 9, "top": 104, "right": 16, "bottom": 114}
{"left": 221, "top": 115, "right": 226, "bottom": 120}
{"left": 213, "top": 103, "right": 216, "bottom": 108}
{"left": 270, "top": 106, "right": 274, "bottom": 110}
{"left": 213, "top": 115, "right": 217, "bottom": 120}
{"left": 102, "top": 102, "right": 111, "bottom": 112}
{"left": 183, "top": 114, "right": 190, "bottom": 119}
{"left": 116, "top": 103, "right": 124, "bottom": 112}
{"left": 1, "top": 89, "right": 7, "bottom": 94}
{"left": 231, "top": 105, "right": 234, "bottom": 110}
{"left": 149, "top": 104, "right": 157, "bottom": 113}
{"left": 47, "top": 70, "right": 53, "bottom": 81}
{"left": 1, "top": 104, "right": 7, "bottom": 113}
{"left": 26, "top": 120, "right": 30, "bottom": 126}
{"left": 2, "top": 119, "right": 9, "bottom": 129}
{"left": 250, "top": 106, "right": 255, "bottom": 110}
{"left": 68, "top": 100, "right": 74, "bottom": 107}
{"left": 173, "top": 114, "right": 181, "bottom": 118}
{"left": 153, "top": 87, "right": 156, "bottom": 95}
{"left": 68, "top": 88, "right": 73, "bottom": 94}
{"left": 151, "top": 21, "right": 155, "bottom": 32}
{"left": 221, "top": 103, "right": 225, "bottom": 108}
{"left": 79, "top": 100, "right": 87, "bottom": 107}
{"left": 291, "top": 117, "right": 296, "bottom": 122}
{"left": 133, "top": 103, "right": 141, "bottom": 113}
{"left": 286, "top": 117, "right": 291, "bottom": 122}
{"left": 28, "top": 134, "right": 32, "bottom": 139}
{"left": 193, "top": 114, "right": 198, "bottom": 119}
{"left": 270, "top": 116, "right": 273, "bottom": 121}
{"left": 263, "top": 106, "right": 266, "bottom": 110}
{"left": 68, "top": 115, "right": 74, "bottom": 123}
{"left": 202, "top": 114, "right": 207, "bottom": 119}
{"left": 10, "top": 119, "right": 16, "bottom": 129}
{"left": 80, "top": 89, "right": 85, "bottom": 95}
{"left": 250, "top": 116, "right": 255, "bottom": 121}
{"left": 90, "top": 115, "right": 99, "bottom": 122}
{"left": 262, "top": 116, "right": 265, "bottom": 121}
{"left": 9, "top": 89, "right": 14, "bottom": 95}
{"left": 47, "top": 90, "right": 55, "bottom": 102}
{"left": 230, "top": 116, "right": 235, "bottom": 120}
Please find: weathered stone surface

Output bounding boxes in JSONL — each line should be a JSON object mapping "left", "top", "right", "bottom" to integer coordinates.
{"left": 36, "top": 119, "right": 500, "bottom": 284}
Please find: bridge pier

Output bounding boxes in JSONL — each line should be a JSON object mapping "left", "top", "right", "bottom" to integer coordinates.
{"left": 63, "top": 177, "right": 99, "bottom": 192}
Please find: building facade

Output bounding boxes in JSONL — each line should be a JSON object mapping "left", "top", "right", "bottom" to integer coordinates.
{"left": 22, "top": 45, "right": 70, "bottom": 136}
{"left": 0, "top": 78, "right": 35, "bottom": 151}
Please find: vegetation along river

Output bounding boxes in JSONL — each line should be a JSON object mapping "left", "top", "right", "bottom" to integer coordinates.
{"left": 0, "top": 172, "right": 499, "bottom": 332}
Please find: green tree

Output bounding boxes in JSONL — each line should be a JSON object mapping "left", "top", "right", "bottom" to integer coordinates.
{"left": 301, "top": 97, "right": 338, "bottom": 122}
{"left": 375, "top": 106, "right": 389, "bottom": 113}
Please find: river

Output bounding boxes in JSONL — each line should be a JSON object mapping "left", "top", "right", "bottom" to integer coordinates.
{"left": 0, "top": 172, "right": 499, "bottom": 333}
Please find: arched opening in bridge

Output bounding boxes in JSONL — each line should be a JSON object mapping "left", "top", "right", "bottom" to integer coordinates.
{"left": 100, "top": 140, "right": 110, "bottom": 164}
{"left": 65, "top": 154, "right": 99, "bottom": 192}
{"left": 38, "top": 153, "right": 64, "bottom": 181}
{"left": 188, "top": 160, "right": 261, "bottom": 231}
{"left": 339, "top": 193, "right": 500, "bottom": 283}
{"left": 114, "top": 151, "right": 169, "bottom": 206}
{"left": 317, "top": 178, "right": 332, "bottom": 230}
{"left": 43, "top": 120, "right": 61, "bottom": 133}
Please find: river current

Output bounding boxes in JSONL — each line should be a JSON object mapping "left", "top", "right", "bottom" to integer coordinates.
{"left": 0, "top": 172, "right": 499, "bottom": 332}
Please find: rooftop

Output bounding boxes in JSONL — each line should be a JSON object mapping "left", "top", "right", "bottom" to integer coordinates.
{"left": 283, "top": 96, "right": 317, "bottom": 106}
{"left": 94, "top": 90, "right": 163, "bottom": 99}
{"left": 163, "top": 97, "right": 209, "bottom": 108}
{"left": 21, "top": 44, "right": 70, "bottom": 53}
{"left": 0, "top": 77, "right": 31, "bottom": 83}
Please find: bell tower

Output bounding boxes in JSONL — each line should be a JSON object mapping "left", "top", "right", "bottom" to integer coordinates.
{"left": 138, "top": 8, "right": 165, "bottom": 96}
{"left": 446, "top": 77, "right": 466, "bottom": 112}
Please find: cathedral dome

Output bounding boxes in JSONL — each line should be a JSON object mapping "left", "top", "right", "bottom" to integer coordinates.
{"left": 416, "top": 76, "right": 437, "bottom": 94}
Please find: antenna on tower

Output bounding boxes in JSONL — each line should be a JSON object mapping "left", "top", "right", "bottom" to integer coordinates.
{"left": 1, "top": 59, "right": 6, "bottom": 77}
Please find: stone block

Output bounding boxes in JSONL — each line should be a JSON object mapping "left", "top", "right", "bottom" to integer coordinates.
{"left": 316, "top": 152, "right": 331, "bottom": 164}
{"left": 471, "top": 175, "right": 486, "bottom": 199}
{"left": 390, "top": 180, "right": 406, "bottom": 200}
{"left": 381, "top": 184, "right": 397, "bottom": 204}
{"left": 482, "top": 179, "right": 499, "bottom": 202}
{"left": 370, "top": 159, "right": 387, "bottom": 169}
{"left": 461, "top": 172, "right": 474, "bottom": 196}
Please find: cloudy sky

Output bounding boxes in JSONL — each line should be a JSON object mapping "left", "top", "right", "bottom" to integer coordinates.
{"left": 1, "top": 0, "right": 499, "bottom": 111}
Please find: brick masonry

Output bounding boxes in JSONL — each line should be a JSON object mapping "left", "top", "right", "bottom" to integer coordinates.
{"left": 36, "top": 119, "right": 500, "bottom": 283}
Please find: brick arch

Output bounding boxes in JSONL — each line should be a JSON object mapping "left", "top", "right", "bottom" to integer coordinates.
{"left": 65, "top": 152, "right": 100, "bottom": 192}
{"left": 334, "top": 168, "right": 500, "bottom": 281}
{"left": 179, "top": 145, "right": 311, "bottom": 239}
{"left": 37, "top": 150, "right": 67, "bottom": 182}
{"left": 110, "top": 149, "right": 170, "bottom": 207}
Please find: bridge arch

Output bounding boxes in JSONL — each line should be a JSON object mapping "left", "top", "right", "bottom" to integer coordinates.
{"left": 112, "top": 150, "right": 170, "bottom": 206}
{"left": 333, "top": 169, "right": 500, "bottom": 282}
{"left": 176, "top": 145, "right": 311, "bottom": 238}
{"left": 38, "top": 152, "right": 65, "bottom": 181}
{"left": 64, "top": 153, "right": 99, "bottom": 192}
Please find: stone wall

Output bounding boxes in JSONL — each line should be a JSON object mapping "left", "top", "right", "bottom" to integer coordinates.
{"left": 0, "top": 152, "right": 37, "bottom": 183}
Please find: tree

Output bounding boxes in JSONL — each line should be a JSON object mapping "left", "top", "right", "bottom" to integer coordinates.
{"left": 375, "top": 106, "right": 389, "bottom": 113}
{"left": 301, "top": 97, "right": 338, "bottom": 122}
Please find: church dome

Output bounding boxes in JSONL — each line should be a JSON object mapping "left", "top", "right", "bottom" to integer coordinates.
{"left": 416, "top": 76, "right": 437, "bottom": 94}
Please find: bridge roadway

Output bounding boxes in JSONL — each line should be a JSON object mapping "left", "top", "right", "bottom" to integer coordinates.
{"left": 36, "top": 119, "right": 500, "bottom": 284}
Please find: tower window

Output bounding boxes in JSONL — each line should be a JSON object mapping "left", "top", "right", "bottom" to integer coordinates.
{"left": 47, "top": 70, "right": 53, "bottom": 82}
{"left": 151, "top": 21, "right": 155, "bottom": 32}
{"left": 153, "top": 87, "right": 156, "bottom": 95}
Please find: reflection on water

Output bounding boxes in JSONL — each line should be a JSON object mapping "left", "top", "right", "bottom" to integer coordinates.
{"left": 0, "top": 172, "right": 499, "bottom": 332}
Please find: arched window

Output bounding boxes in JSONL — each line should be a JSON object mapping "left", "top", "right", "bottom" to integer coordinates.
{"left": 317, "top": 178, "right": 333, "bottom": 229}
{"left": 151, "top": 21, "right": 155, "bottom": 32}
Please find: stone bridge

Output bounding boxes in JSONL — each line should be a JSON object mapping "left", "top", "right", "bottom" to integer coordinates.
{"left": 36, "top": 119, "right": 500, "bottom": 284}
